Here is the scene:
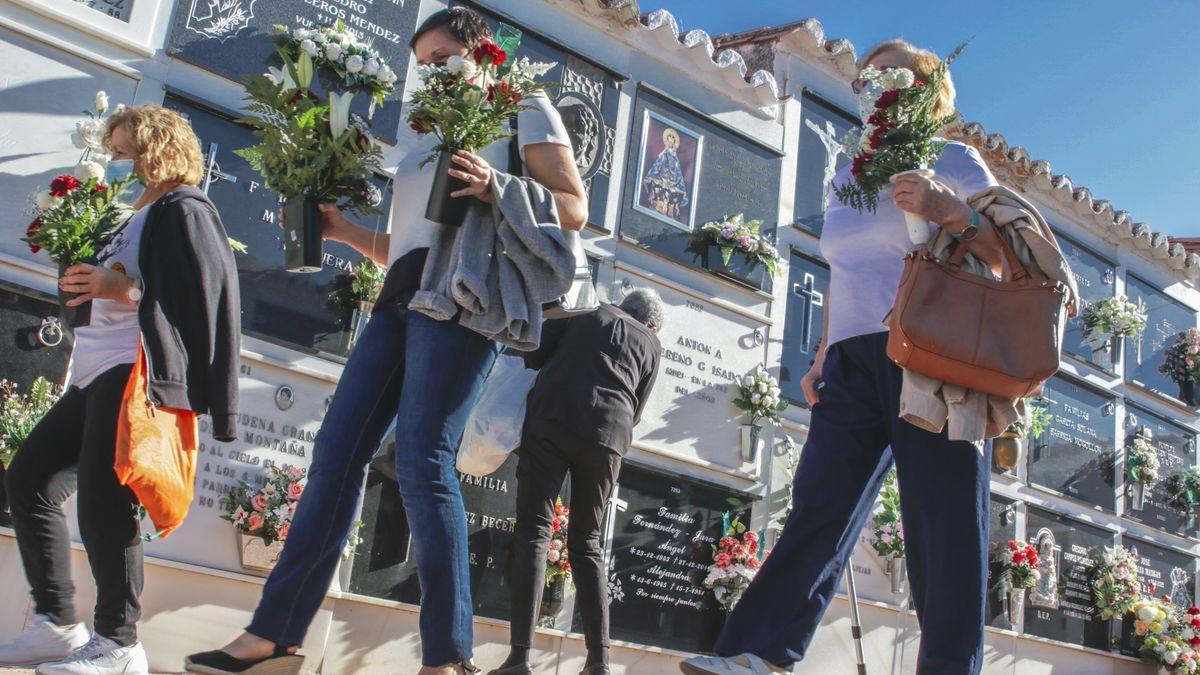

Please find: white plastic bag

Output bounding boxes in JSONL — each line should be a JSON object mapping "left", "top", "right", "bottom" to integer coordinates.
{"left": 457, "top": 354, "right": 537, "bottom": 476}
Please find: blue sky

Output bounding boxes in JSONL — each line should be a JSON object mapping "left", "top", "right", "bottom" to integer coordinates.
{"left": 647, "top": 1, "right": 1199, "bottom": 237}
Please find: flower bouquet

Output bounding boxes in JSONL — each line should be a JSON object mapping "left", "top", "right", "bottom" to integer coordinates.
{"left": 546, "top": 497, "right": 572, "bottom": 587}
{"left": 0, "top": 378, "right": 62, "bottom": 470}
{"left": 702, "top": 515, "right": 763, "bottom": 612}
{"left": 23, "top": 92, "right": 135, "bottom": 328}
{"left": 1128, "top": 428, "right": 1160, "bottom": 510}
{"left": 732, "top": 365, "right": 787, "bottom": 462}
{"left": 236, "top": 22, "right": 394, "bottom": 273}
{"left": 1161, "top": 329, "right": 1200, "bottom": 406}
{"left": 1171, "top": 467, "right": 1200, "bottom": 530}
{"left": 273, "top": 21, "right": 399, "bottom": 117}
{"left": 690, "top": 213, "right": 782, "bottom": 282}
{"left": 995, "top": 539, "right": 1041, "bottom": 626}
{"left": 1090, "top": 545, "right": 1142, "bottom": 620}
{"left": 219, "top": 464, "right": 307, "bottom": 573}
{"left": 1080, "top": 295, "right": 1146, "bottom": 355}
{"left": 405, "top": 35, "right": 555, "bottom": 226}
{"left": 326, "top": 258, "right": 384, "bottom": 349}
{"left": 1134, "top": 601, "right": 1200, "bottom": 673}
{"left": 835, "top": 44, "right": 966, "bottom": 244}
{"left": 871, "top": 469, "right": 907, "bottom": 593}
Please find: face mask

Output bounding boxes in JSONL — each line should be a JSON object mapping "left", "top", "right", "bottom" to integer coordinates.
{"left": 105, "top": 159, "right": 136, "bottom": 184}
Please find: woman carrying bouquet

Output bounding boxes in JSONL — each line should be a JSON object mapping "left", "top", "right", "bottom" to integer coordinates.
{"left": 0, "top": 105, "right": 241, "bottom": 675}
{"left": 185, "top": 7, "right": 586, "bottom": 675}
{"left": 682, "top": 40, "right": 1010, "bottom": 675}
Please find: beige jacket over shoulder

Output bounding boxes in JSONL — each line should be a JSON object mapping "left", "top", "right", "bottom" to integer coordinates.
{"left": 898, "top": 185, "right": 1080, "bottom": 445}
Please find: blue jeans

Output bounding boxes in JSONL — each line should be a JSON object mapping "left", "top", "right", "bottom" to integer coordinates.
{"left": 714, "top": 332, "right": 990, "bottom": 675}
{"left": 247, "top": 306, "right": 498, "bottom": 666}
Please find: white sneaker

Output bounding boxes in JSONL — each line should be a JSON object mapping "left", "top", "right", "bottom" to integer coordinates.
{"left": 0, "top": 614, "right": 90, "bottom": 667}
{"left": 35, "top": 634, "right": 149, "bottom": 675}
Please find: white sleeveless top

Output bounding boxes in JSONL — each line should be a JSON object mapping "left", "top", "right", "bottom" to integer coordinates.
{"left": 819, "top": 141, "right": 998, "bottom": 349}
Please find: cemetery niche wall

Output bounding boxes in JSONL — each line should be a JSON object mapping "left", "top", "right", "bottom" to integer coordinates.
{"left": 1123, "top": 405, "right": 1197, "bottom": 535}
{"left": 1058, "top": 235, "right": 1118, "bottom": 373}
{"left": 1125, "top": 275, "right": 1199, "bottom": 403}
{"left": 620, "top": 87, "right": 783, "bottom": 292}
{"left": 1027, "top": 376, "right": 1117, "bottom": 511}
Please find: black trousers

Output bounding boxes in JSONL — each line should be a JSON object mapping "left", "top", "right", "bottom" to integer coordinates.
{"left": 5, "top": 364, "right": 143, "bottom": 647}
{"left": 510, "top": 419, "right": 622, "bottom": 655}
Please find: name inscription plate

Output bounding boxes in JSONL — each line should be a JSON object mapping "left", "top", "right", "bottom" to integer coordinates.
{"left": 1027, "top": 376, "right": 1116, "bottom": 511}
{"left": 1021, "top": 507, "right": 1113, "bottom": 649}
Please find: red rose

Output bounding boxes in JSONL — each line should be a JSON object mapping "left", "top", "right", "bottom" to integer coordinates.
{"left": 472, "top": 42, "right": 507, "bottom": 67}
{"left": 869, "top": 125, "right": 888, "bottom": 148}
{"left": 875, "top": 89, "right": 901, "bottom": 108}
{"left": 850, "top": 155, "right": 866, "bottom": 176}
{"left": 1009, "top": 541, "right": 1019, "bottom": 551}
{"left": 25, "top": 219, "right": 42, "bottom": 254}
{"left": 1012, "top": 552, "right": 1025, "bottom": 564}
{"left": 1191, "top": 617, "right": 1200, "bottom": 628}
{"left": 50, "top": 174, "right": 80, "bottom": 196}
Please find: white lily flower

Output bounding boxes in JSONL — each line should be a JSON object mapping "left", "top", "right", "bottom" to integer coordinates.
{"left": 329, "top": 92, "right": 354, "bottom": 139}
{"left": 266, "top": 65, "right": 297, "bottom": 91}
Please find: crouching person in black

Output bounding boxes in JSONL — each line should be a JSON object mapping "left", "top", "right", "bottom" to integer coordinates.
{"left": 490, "top": 289, "right": 663, "bottom": 675}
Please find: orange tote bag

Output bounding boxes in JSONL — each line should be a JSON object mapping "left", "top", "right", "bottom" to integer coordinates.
{"left": 113, "top": 344, "right": 199, "bottom": 538}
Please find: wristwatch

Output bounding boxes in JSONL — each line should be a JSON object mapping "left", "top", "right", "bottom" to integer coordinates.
{"left": 126, "top": 278, "right": 143, "bottom": 303}
{"left": 952, "top": 210, "right": 981, "bottom": 241}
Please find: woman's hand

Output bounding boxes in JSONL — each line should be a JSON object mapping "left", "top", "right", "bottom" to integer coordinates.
{"left": 448, "top": 150, "right": 494, "bottom": 204}
{"left": 59, "top": 263, "right": 136, "bottom": 306}
{"left": 801, "top": 358, "right": 824, "bottom": 406}
{"left": 891, "top": 172, "right": 972, "bottom": 232}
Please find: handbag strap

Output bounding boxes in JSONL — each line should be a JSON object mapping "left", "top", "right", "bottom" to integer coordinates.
{"left": 943, "top": 220, "right": 1049, "bottom": 285}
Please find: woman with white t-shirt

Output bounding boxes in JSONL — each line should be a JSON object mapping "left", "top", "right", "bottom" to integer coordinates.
{"left": 0, "top": 105, "right": 241, "bottom": 675}
{"left": 184, "top": 8, "right": 586, "bottom": 675}
{"left": 682, "top": 41, "right": 1009, "bottom": 675}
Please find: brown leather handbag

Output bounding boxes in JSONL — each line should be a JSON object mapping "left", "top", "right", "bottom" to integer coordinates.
{"left": 886, "top": 234, "right": 1071, "bottom": 400}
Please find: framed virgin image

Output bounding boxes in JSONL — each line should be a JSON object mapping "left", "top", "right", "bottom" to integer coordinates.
{"left": 633, "top": 109, "right": 704, "bottom": 232}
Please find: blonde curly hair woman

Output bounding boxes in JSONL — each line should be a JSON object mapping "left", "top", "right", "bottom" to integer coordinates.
{"left": 0, "top": 104, "right": 241, "bottom": 675}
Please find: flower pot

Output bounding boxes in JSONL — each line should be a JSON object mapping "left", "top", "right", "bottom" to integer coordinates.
{"left": 1129, "top": 480, "right": 1148, "bottom": 511}
{"left": 1006, "top": 587, "right": 1026, "bottom": 627}
{"left": 237, "top": 533, "right": 284, "bottom": 575}
{"left": 889, "top": 555, "right": 907, "bottom": 595}
{"left": 702, "top": 243, "right": 765, "bottom": 290}
{"left": 347, "top": 300, "right": 372, "bottom": 351}
{"left": 1180, "top": 380, "right": 1198, "bottom": 407}
{"left": 425, "top": 150, "right": 471, "bottom": 227}
{"left": 538, "top": 576, "right": 565, "bottom": 624}
{"left": 57, "top": 263, "right": 92, "bottom": 329}
{"left": 281, "top": 196, "right": 325, "bottom": 273}
{"left": 885, "top": 556, "right": 894, "bottom": 574}
{"left": 992, "top": 434, "right": 1024, "bottom": 472}
{"left": 740, "top": 424, "right": 764, "bottom": 463}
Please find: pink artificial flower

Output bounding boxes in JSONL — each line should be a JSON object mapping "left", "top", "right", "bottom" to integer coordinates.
{"left": 548, "top": 540, "right": 563, "bottom": 552}
{"left": 278, "top": 521, "right": 290, "bottom": 541}
{"left": 547, "top": 549, "right": 561, "bottom": 563}
{"left": 247, "top": 513, "right": 264, "bottom": 532}
{"left": 746, "top": 556, "right": 761, "bottom": 570}
{"left": 287, "top": 481, "right": 304, "bottom": 501}
{"left": 251, "top": 494, "right": 268, "bottom": 512}
{"left": 720, "top": 536, "right": 738, "bottom": 550}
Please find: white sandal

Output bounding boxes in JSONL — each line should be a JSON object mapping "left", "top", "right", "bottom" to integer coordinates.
{"left": 679, "top": 653, "right": 786, "bottom": 675}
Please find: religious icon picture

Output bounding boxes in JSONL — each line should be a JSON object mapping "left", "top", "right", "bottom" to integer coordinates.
{"left": 633, "top": 110, "right": 704, "bottom": 231}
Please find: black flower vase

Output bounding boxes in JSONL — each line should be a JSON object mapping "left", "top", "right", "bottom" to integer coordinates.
{"left": 425, "top": 150, "right": 470, "bottom": 227}
{"left": 1180, "top": 379, "right": 1197, "bottom": 407}
{"left": 281, "top": 196, "right": 324, "bottom": 273}
{"left": 57, "top": 261, "right": 92, "bottom": 329}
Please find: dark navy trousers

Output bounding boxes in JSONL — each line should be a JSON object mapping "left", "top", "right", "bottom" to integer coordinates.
{"left": 714, "top": 332, "right": 990, "bottom": 674}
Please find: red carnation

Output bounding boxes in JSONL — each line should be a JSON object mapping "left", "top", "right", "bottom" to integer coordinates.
{"left": 867, "top": 111, "right": 889, "bottom": 127}
{"left": 869, "top": 125, "right": 888, "bottom": 148}
{"left": 49, "top": 174, "right": 80, "bottom": 197}
{"left": 25, "top": 219, "right": 42, "bottom": 254}
{"left": 472, "top": 42, "right": 506, "bottom": 67}
{"left": 1012, "top": 552, "right": 1025, "bottom": 565}
{"left": 1191, "top": 617, "right": 1200, "bottom": 628}
{"left": 875, "top": 89, "right": 901, "bottom": 109}
{"left": 850, "top": 154, "right": 866, "bottom": 176}
{"left": 92, "top": 183, "right": 108, "bottom": 193}
{"left": 1189, "top": 606, "right": 1200, "bottom": 616}
{"left": 1009, "top": 541, "right": 1020, "bottom": 551}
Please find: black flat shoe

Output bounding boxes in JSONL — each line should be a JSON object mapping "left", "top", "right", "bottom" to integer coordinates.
{"left": 184, "top": 645, "right": 303, "bottom": 675}
{"left": 486, "top": 662, "right": 533, "bottom": 675}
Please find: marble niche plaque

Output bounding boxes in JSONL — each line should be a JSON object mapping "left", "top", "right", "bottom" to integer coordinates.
{"left": 1124, "top": 406, "right": 1197, "bottom": 533}
{"left": 605, "top": 464, "right": 753, "bottom": 652}
{"left": 1125, "top": 276, "right": 1199, "bottom": 400}
{"left": 1120, "top": 539, "right": 1197, "bottom": 655}
{"left": 780, "top": 251, "right": 829, "bottom": 407}
{"left": 1057, "top": 235, "right": 1118, "bottom": 371}
{"left": 1021, "top": 507, "right": 1114, "bottom": 650}
{"left": 792, "top": 92, "right": 858, "bottom": 238}
{"left": 620, "top": 89, "right": 783, "bottom": 291}
{"left": 0, "top": 282, "right": 73, "bottom": 390}
{"left": 986, "top": 495, "right": 1019, "bottom": 629}
{"left": 166, "top": 0, "right": 420, "bottom": 142}
{"left": 1027, "top": 376, "right": 1117, "bottom": 511}
{"left": 129, "top": 358, "right": 327, "bottom": 573}
{"left": 164, "top": 94, "right": 392, "bottom": 362}
{"left": 617, "top": 273, "right": 769, "bottom": 471}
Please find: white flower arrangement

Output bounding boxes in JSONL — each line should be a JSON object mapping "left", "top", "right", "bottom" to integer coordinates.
{"left": 1081, "top": 295, "right": 1147, "bottom": 349}
{"left": 732, "top": 365, "right": 787, "bottom": 428}
{"left": 273, "top": 20, "right": 397, "bottom": 115}
{"left": 0, "top": 378, "right": 63, "bottom": 468}
{"left": 1128, "top": 427, "right": 1161, "bottom": 485}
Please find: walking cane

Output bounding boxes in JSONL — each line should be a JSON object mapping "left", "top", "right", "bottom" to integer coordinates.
{"left": 845, "top": 556, "right": 867, "bottom": 675}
